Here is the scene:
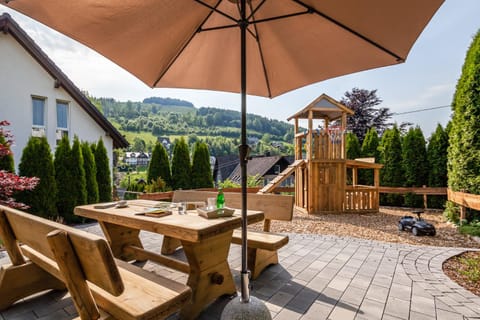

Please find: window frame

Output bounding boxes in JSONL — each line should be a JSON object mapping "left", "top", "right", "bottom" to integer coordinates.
{"left": 32, "top": 96, "right": 46, "bottom": 128}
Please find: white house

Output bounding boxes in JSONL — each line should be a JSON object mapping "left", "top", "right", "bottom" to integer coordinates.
{"left": 0, "top": 13, "right": 128, "bottom": 172}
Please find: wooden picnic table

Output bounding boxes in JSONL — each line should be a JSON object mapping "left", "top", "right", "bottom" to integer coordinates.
{"left": 74, "top": 199, "right": 264, "bottom": 320}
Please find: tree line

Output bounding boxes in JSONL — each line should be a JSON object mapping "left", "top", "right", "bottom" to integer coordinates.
{"left": 0, "top": 132, "right": 112, "bottom": 223}
{"left": 346, "top": 124, "right": 448, "bottom": 209}
{"left": 124, "top": 138, "right": 214, "bottom": 193}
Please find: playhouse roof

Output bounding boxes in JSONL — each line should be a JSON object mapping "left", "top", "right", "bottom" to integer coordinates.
{"left": 287, "top": 93, "right": 354, "bottom": 121}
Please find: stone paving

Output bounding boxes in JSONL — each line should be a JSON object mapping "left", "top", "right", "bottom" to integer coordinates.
{"left": 1, "top": 223, "right": 480, "bottom": 320}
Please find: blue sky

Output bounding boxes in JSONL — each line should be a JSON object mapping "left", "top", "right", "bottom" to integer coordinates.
{"left": 2, "top": 1, "right": 480, "bottom": 137}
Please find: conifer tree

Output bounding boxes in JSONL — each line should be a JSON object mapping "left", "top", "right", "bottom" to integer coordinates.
{"left": 147, "top": 142, "right": 171, "bottom": 188}
{"left": 82, "top": 141, "right": 99, "bottom": 204}
{"left": 345, "top": 132, "right": 361, "bottom": 160}
{"left": 402, "top": 127, "right": 428, "bottom": 207}
{"left": 427, "top": 124, "right": 449, "bottom": 208}
{"left": 448, "top": 29, "right": 480, "bottom": 194}
{"left": 360, "top": 127, "right": 380, "bottom": 185}
{"left": 71, "top": 136, "right": 87, "bottom": 211}
{"left": 171, "top": 137, "right": 191, "bottom": 190}
{"left": 17, "top": 137, "right": 57, "bottom": 218}
{"left": 55, "top": 135, "right": 75, "bottom": 221}
{"left": 191, "top": 142, "right": 213, "bottom": 189}
{"left": 94, "top": 138, "right": 112, "bottom": 202}
{"left": 380, "top": 126, "right": 404, "bottom": 205}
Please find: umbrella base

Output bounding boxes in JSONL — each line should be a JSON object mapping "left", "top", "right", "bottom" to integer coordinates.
{"left": 221, "top": 295, "right": 271, "bottom": 320}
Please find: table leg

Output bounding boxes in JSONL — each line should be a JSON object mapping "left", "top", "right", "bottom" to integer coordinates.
{"left": 161, "top": 236, "right": 182, "bottom": 255}
{"left": 179, "top": 231, "right": 236, "bottom": 320}
{"left": 99, "top": 222, "right": 144, "bottom": 261}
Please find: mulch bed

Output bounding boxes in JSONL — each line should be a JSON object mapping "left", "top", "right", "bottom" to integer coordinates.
{"left": 443, "top": 251, "right": 480, "bottom": 296}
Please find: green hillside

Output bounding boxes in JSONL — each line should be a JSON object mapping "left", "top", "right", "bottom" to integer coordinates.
{"left": 94, "top": 96, "right": 295, "bottom": 156}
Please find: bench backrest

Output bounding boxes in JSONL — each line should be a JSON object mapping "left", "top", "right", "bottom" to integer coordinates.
{"left": 173, "top": 190, "right": 294, "bottom": 230}
{"left": 0, "top": 205, "right": 123, "bottom": 296}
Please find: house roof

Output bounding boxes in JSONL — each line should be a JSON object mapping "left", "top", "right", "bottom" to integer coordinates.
{"left": 287, "top": 93, "right": 354, "bottom": 122}
{"left": 228, "top": 155, "right": 284, "bottom": 183}
{"left": 0, "top": 13, "right": 128, "bottom": 148}
{"left": 213, "top": 154, "right": 239, "bottom": 181}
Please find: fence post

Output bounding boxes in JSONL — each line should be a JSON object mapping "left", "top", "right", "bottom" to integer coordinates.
{"left": 460, "top": 189, "right": 467, "bottom": 223}
{"left": 423, "top": 185, "right": 428, "bottom": 210}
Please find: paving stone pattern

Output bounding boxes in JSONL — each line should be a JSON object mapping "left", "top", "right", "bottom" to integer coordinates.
{"left": 1, "top": 223, "right": 479, "bottom": 320}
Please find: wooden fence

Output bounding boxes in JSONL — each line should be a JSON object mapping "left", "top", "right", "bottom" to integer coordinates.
{"left": 447, "top": 189, "right": 480, "bottom": 219}
{"left": 135, "top": 186, "right": 447, "bottom": 210}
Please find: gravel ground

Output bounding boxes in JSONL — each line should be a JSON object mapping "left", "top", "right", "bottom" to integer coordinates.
{"left": 260, "top": 206, "right": 480, "bottom": 248}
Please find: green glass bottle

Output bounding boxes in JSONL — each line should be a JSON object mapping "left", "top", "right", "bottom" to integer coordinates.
{"left": 216, "top": 187, "right": 225, "bottom": 209}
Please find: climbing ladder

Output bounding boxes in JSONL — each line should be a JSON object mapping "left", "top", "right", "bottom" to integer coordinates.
{"left": 258, "top": 159, "right": 305, "bottom": 194}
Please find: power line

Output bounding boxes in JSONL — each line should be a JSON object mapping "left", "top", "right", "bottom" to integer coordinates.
{"left": 392, "top": 105, "right": 450, "bottom": 116}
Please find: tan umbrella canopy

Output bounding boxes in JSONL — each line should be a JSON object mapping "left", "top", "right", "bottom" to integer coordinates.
{"left": 4, "top": 0, "right": 442, "bottom": 98}
{"left": 3, "top": 0, "right": 444, "bottom": 305}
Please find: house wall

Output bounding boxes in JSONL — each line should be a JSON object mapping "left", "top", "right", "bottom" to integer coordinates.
{"left": 0, "top": 33, "right": 114, "bottom": 172}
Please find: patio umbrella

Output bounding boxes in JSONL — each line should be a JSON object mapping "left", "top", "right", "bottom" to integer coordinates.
{"left": 3, "top": 0, "right": 443, "bottom": 307}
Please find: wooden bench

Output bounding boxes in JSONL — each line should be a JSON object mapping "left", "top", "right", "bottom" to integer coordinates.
{"left": 169, "top": 190, "right": 294, "bottom": 279}
{"left": 0, "top": 205, "right": 191, "bottom": 320}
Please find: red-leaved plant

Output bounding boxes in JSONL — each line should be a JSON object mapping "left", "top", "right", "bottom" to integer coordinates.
{"left": 0, "top": 120, "right": 38, "bottom": 209}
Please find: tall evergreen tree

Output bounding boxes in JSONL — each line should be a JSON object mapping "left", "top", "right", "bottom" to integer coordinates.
{"left": 70, "top": 137, "right": 87, "bottom": 212}
{"left": 361, "top": 127, "right": 380, "bottom": 161}
{"left": 360, "top": 127, "right": 380, "bottom": 185}
{"left": 191, "top": 142, "right": 213, "bottom": 189}
{"left": 147, "top": 143, "right": 171, "bottom": 188}
{"left": 448, "top": 29, "right": 480, "bottom": 194}
{"left": 380, "top": 126, "right": 404, "bottom": 206}
{"left": 94, "top": 138, "right": 112, "bottom": 202}
{"left": 402, "top": 127, "right": 428, "bottom": 207}
{"left": 345, "top": 132, "right": 361, "bottom": 160}
{"left": 55, "top": 135, "right": 75, "bottom": 221}
{"left": 82, "top": 141, "right": 99, "bottom": 204}
{"left": 427, "top": 124, "right": 449, "bottom": 208}
{"left": 17, "top": 137, "right": 57, "bottom": 218}
{"left": 171, "top": 137, "right": 191, "bottom": 190}
{"left": 0, "top": 134, "right": 14, "bottom": 172}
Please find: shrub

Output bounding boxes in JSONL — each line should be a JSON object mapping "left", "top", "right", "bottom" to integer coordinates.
{"left": 71, "top": 136, "right": 87, "bottom": 209}
{"left": 55, "top": 135, "right": 75, "bottom": 221}
{"left": 171, "top": 137, "right": 191, "bottom": 190}
{"left": 0, "top": 133, "right": 14, "bottom": 172}
{"left": 144, "top": 177, "right": 168, "bottom": 193}
{"left": 379, "top": 126, "right": 404, "bottom": 206}
{"left": 402, "top": 127, "right": 428, "bottom": 207}
{"left": 147, "top": 143, "right": 171, "bottom": 188}
{"left": 95, "top": 138, "right": 112, "bottom": 202}
{"left": 427, "top": 124, "right": 448, "bottom": 208}
{"left": 81, "top": 141, "right": 99, "bottom": 204}
{"left": 191, "top": 142, "right": 213, "bottom": 189}
{"left": 443, "top": 201, "right": 460, "bottom": 224}
{"left": 17, "top": 136, "right": 57, "bottom": 218}
{"left": 360, "top": 127, "right": 380, "bottom": 185}
{"left": 0, "top": 121, "right": 34, "bottom": 210}
{"left": 448, "top": 29, "right": 480, "bottom": 194}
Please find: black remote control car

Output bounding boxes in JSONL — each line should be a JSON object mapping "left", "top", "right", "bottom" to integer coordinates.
{"left": 398, "top": 210, "right": 436, "bottom": 236}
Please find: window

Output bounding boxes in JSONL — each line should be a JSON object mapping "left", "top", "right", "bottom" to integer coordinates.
{"left": 57, "top": 102, "right": 68, "bottom": 129}
{"left": 56, "top": 101, "right": 69, "bottom": 142}
{"left": 32, "top": 97, "right": 46, "bottom": 137}
{"left": 32, "top": 97, "right": 45, "bottom": 126}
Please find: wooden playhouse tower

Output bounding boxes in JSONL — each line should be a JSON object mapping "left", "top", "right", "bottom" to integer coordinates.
{"left": 286, "top": 94, "right": 382, "bottom": 214}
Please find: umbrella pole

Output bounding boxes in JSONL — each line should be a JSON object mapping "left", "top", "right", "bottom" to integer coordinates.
{"left": 221, "top": 1, "right": 272, "bottom": 317}
{"left": 239, "top": 0, "right": 250, "bottom": 303}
